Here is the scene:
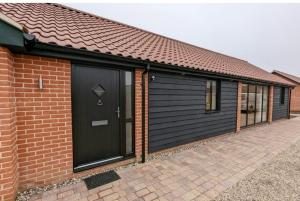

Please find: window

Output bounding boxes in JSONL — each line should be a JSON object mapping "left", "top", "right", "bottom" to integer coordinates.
{"left": 280, "top": 87, "right": 285, "bottom": 105}
{"left": 125, "top": 71, "right": 133, "bottom": 154}
{"left": 240, "top": 84, "right": 269, "bottom": 127}
{"left": 206, "top": 80, "right": 219, "bottom": 111}
{"left": 247, "top": 85, "right": 256, "bottom": 125}
{"left": 241, "top": 84, "right": 248, "bottom": 127}
{"left": 262, "top": 86, "right": 268, "bottom": 122}
{"left": 255, "top": 86, "right": 263, "bottom": 124}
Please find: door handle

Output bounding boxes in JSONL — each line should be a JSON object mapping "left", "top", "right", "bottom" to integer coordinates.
{"left": 115, "top": 106, "right": 120, "bottom": 119}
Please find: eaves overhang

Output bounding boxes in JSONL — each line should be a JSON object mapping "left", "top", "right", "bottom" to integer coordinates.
{"left": 0, "top": 13, "right": 25, "bottom": 51}
{"left": 24, "top": 42, "right": 294, "bottom": 88}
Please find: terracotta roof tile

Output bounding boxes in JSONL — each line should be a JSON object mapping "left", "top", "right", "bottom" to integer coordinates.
{"left": 0, "top": 3, "right": 294, "bottom": 85}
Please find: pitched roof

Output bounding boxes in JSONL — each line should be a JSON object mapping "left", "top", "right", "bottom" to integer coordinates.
{"left": 0, "top": 3, "right": 294, "bottom": 86}
{"left": 273, "top": 70, "right": 300, "bottom": 85}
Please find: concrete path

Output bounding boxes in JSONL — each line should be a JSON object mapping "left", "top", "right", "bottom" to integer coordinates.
{"left": 28, "top": 116, "right": 300, "bottom": 201}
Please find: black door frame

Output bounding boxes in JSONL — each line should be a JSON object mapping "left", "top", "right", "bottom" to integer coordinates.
{"left": 71, "top": 63, "right": 135, "bottom": 172}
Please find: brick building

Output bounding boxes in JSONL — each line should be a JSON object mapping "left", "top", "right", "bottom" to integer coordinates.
{"left": 0, "top": 3, "right": 295, "bottom": 201}
{"left": 273, "top": 70, "right": 300, "bottom": 113}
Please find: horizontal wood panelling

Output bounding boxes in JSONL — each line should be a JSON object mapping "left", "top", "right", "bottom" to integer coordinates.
{"left": 150, "top": 112, "right": 235, "bottom": 125}
{"left": 150, "top": 83, "right": 203, "bottom": 90}
{"left": 149, "top": 115, "right": 236, "bottom": 130}
{"left": 273, "top": 86, "right": 289, "bottom": 120}
{"left": 150, "top": 117, "right": 237, "bottom": 137}
{"left": 150, "top": 100, "right": 202, "bottom": 107}
{"left": 150, "top": 126, "right": 235, "bottom": 152}
{"left": 149, "top": 72, "right": 238, "bottom": 152}
{"left": 150, "top": 95, "right": 203, "bottom": 101}
{"left": 149, "top": 89, "right": 204, "bottom": 95}
{"left": 151, "top": 124, "right": 236, "bottom": 143}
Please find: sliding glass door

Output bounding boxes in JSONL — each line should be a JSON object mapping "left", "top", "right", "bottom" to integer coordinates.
{"left": 241, "top": 84, "right": 248, "bottom": 127}
{"left": 247, "top": 85, "right": 256, "bottom": 125}
{"left": 241, "top": 84, "right": 269, "bottom": 127}
{"left": 255, "top": 86, "right": 263, "bottom": 123}
{"left": 262, "top": 86, "right": 268, "bottom": 122}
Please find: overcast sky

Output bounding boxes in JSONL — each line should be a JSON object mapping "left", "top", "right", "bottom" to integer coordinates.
{"left": 68, "top": 3, "right": 300, "bottom": 76}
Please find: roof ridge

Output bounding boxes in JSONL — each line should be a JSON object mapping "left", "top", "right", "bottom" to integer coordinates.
{"left": 49, "top": 3, "right": 247, "bottom": 63}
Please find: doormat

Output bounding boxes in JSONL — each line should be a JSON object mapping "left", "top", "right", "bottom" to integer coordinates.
{"left": 83, "top": 170, "right": 121, "bottom": 190}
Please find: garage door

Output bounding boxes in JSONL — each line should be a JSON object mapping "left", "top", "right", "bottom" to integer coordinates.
{"left": 148, "top": 72, "right": 238, "bottom": 153}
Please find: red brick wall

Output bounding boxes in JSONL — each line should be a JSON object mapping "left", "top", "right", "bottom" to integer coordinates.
{"left": 134, "top": 69, "right": 149, "bottom": 161}
{"left": 0, "top": 49, "right": 147, "bottom": 196}
{"left": 268, "top": 86, "right": 274, "bottom": 123}
{"left": 0, "top": 47, "right": 18, "bottom": 201}
{"left": 135, "top": 69, "right": 142, "bottom": 161}
{"left": 291, "top": 85, "right": 300, "bottom": 112}
{"left": 144, "top": 73, "right": 149, "bottom": 158}
{"left": 14, "top": 56, "right": 146, "bottom": 189}
{"left": 13, "top": 54, "right": 73, "bottom": 189}
{"left": 236, "top": 82, "right": 242, "bottom": 132}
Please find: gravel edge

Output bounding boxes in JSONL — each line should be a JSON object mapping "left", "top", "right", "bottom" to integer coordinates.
{"left": 213, "top": 139, "right": 300, "bottom": 201}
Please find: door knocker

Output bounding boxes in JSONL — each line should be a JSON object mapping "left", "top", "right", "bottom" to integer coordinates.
{"left": 97, "top": 99, "right": 103, "bottom": 106}
{"left": 91, "top": 84, "right": 106, "bottom": 106}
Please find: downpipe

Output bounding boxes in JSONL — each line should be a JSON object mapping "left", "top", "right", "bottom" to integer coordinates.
{"left": 141, "top": 63, "right": 150, "bottom": 163}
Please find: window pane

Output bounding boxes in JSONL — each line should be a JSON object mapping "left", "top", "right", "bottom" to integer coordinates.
{"left": 241, "top": 113, "right": 247, "bottom": 127}
{"left": 262, "top": 86, "right": 268, "bottom": 122}
{"left": 125, "top": 71, "right": 132, "bottom": 119}
{"left": 247, "top": 85, "right": 256, "bottom": 125}
{"left": 281, "top": 87, "right": 285, "bottom": 104}
{"left": 126, "top": 122, "right": 133, "bottom": 154}
{"left": 125, "top": 71, "right": 133, "bottom": 155}
{"left": 241, "top": 84, "right": 248, "bottom": 111}
{"left": 255, "top": 86, "right": 262, "bottom": 123}
{"left": 241, "top": 84, "right": 248, "bottom": 127}
{"left": 206, "top": 81, "right": 211, "bottom": 110}
{"left": 211, "top": 81, "right": 217, "bottom": 110}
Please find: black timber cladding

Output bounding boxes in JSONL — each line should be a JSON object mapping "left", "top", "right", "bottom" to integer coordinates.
{"left": 148, "top": 72, "right": 238, "bottom": 152}
{"left": 273, "top": 86, "right": 289, "bottom": 120}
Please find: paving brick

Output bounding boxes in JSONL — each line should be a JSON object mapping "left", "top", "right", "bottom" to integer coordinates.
{"left": 136, "top": 188, "right": 150, "bottom": 197}
{"left": 125, "top": 193, "right": 137, "bottom": 201}
{"left": 21, "top": 117, "right": 300, "bottom": 201}
{"left": 103, "top": 192, "right": 119, "bottom": 201}
{"left": 62, "top": 193, "right": 81, "bottom": 201}
{"left": 143, "top": 193, "right": 158, "bottom": 201}
{"left": 57, "top": 190, "right": 73, "bottom": 199}
{"left": 134, "top": 183, "right": 147, "bottom": 191}
{"left": 98, "top": 189, "right": 114, "bottom": 198}
{"left": 182, "top": 190, "right": 198, "bottom": 201}
{"left": 195, "top": 194, "right": 211, "bottom": 201}
{"left": 87, "top": 194, "right": 99, "bottom": 201}
{"left": 204, "top": 189, "right": 219, "bottom": 199}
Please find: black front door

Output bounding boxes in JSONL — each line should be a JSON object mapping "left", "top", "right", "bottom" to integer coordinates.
{"left": 72, "top": 65, "right": 121, "bottom": 170}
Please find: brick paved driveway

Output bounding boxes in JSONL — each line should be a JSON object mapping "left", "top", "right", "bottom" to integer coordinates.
{"left": 29, "top": 116, "right": 300, "bottom": 201}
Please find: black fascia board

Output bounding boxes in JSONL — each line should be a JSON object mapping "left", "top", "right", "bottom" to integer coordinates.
{"left": 0, "top": 20, "right": 25, "bottom": 51}
{"left": 17, "top": 42, "right": 294, "bottom": 88}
